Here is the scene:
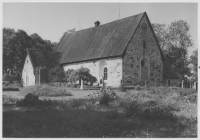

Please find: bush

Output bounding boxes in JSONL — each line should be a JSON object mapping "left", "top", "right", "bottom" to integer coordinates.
{"left": 3, "top": 87, "right": 19, "bottom": 91}
{"left": 3, "top": 74, "right": 14, "bottom": 83}
{"left": 99, "top": 93, "right": 110, "bottom": 105}
{"left": 135, "top": 85, "right": 142, "bottom": 91}
{"left": 49, "top": 66, "right": 65, "bottom": 83}
{"left": 86, "top": 87, "right": 117, "bottom": 106}
{"left": 69, "top": 99, "right": 85, "bottom": 108}
{"left": 20, "top": 84, "right": 72, "bottom": 97}
{"left": 176, "top": 88, "right": 196, "bottom": 96}
{"left": 3, "top": 95, "right": 19, "bottom": 104}
{"left": 123, "top": 87, "right": 180, "bottom": 120}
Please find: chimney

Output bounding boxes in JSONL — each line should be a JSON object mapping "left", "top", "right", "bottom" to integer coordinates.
{"left": 94, "top": 21, "right": 100, "bottom": 27}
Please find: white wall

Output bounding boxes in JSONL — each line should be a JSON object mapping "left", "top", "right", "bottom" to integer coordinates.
{"left": 63, "top": 57, "right": 123, "bottom": 87}
{"left": 22, "top": 55, "right": 35, "bottom": 86}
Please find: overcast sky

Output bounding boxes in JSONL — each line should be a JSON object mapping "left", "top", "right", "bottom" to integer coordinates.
{"left": 3, "top": 2, "right": 198, "bottom": 55}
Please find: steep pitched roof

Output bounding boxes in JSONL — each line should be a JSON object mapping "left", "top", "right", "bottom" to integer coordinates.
{"left": 56, "top": 12, "right": 145, "bottom": 64}
{"left": 27, "top": 49, "right": 61, "bottom": 69}
{"left": 163, "top": 61, "right": 180, "bottom": 79}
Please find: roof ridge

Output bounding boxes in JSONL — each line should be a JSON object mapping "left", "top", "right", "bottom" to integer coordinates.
{"left": 73, "top": 12, "right": 145, "bottom": 33}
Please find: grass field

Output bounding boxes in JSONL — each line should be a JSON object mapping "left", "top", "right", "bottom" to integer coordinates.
{"left": 3, "top": 87, "right": 197, "bottom": 138}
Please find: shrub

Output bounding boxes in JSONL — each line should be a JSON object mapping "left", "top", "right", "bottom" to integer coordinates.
{"left": 86, "top": 88, "right": 117, "bottom": 106}
{"left": 135, "top": 85, "right": 142, "bottom": 91}
{"left": 20, "top": 85, "right": 41, "bottom": 95}
{"left": 3, "top": 95, "right": 19, "bottom": 104}
{"left": 123, "top": 88, "right": 179, "bottom": 120}
{"left": 20, "top": 84, "right": 72, "bottom": 97}
{"left": 69, "top": 99, "right": 85, "bottom": 108}
{"left": 176, "top": 88, "right": 196, "bottom": 96}
{"left": 49, "top": 66, "right": 65, "bottom": 83}
{"left": 3, "top": 74, "right": 14, "bottom": 83}
{"left": 99, "top": 93, "right": 110, "bottom": 105}
{"left": 3, "top": 87, "right": 19, "bottom": 91}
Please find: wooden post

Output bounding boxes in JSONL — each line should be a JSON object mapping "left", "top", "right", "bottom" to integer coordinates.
{"left": 80, "top": 78, "right": 83, "bottom": 90}
{"left": 182, "top": 80, "right": 184, "bottom": 88}
{"left": 39, "top": 68, "right": 41, "bottom": 85}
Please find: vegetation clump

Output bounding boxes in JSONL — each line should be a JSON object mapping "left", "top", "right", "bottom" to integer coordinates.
{"left": 20, "top": 84, "right": 72, "bottom": 97}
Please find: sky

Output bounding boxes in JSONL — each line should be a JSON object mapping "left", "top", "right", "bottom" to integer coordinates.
{"left": 3, "top": 2, "right": 198, "bottom": 55}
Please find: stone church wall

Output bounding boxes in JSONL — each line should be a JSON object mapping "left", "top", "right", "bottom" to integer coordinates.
{"left": 63, "top": 57, "right": 122, "bottom": 87}
{"left": 123, "top": 15, "right": 163, "bottom": 86}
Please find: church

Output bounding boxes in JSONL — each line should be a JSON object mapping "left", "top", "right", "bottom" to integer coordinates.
{"left": 22, "top": 12, "right": 179, "bottom": 87}
{"left": 55, "top": 12, "right": 179, "bottom": 87}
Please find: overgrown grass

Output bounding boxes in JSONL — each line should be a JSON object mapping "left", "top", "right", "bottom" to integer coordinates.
{"left": 3, "top": 87, "right": 197, "bottom": 138}
{"left": 3, "top": 95, "right": 19, "bottom": 104}
{"left": 20, "top": 84, "right": 72, "bottom": 97}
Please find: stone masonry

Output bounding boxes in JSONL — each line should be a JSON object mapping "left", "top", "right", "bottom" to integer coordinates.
{"left": 123, "top": 15, "right": 163, "bottom": 86}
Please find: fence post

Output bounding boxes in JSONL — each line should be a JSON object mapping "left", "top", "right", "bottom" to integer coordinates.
{"left": 80, "top": 78, "right": 83, "bottom": 90}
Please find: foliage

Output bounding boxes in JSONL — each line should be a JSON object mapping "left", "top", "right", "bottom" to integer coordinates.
{"left": 66, "top": 67, "right": 97, "bottom": 85}
{"left": 48, "top": 66, "right": 65, "bottom": 82}
{"left": 152, "top": 20, "right": 193, "bottom": 78}
{"left": 20, "top": 84, "right": 72, "bottom": 97}
{"left": 3, "top": 74, "right": 14, "bottom": 83}
{"left": 152, "top": 23, "right": 168, "bottom": 50}
{"left": 3, "top": 28, "right": 58, "bottom": 82}
{"left": 3, "top": 86, "right": 197, "bottom": 138}
{"left": 189, "top": 49, "right": 198, "bottom": 80}
{"left": 3, "top": 95, "right": 19, "bottom": 104}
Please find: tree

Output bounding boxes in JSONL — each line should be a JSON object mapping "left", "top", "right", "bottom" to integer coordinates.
{"left": 3, "top": 29, "right": 32, "bottom": 77}
{"left": 153, "top": 20, "right": 193, "bottom": 79}
{"left": 48, "top": 66, "right": 65, "bottom": 82}
{"left": 67, "top": 67, "right": 97, "bottom": 85}
{"left": 190, "top": 49, "right": 198, "bottom": 80}
{"left": 152, "top": 23, "right": 168, "bottom": 50}
{"left": 3, "top": 27, "right": 59, "bottom": 82}
{"left": 3, "top": 28, "right": 15, "bottom": 74}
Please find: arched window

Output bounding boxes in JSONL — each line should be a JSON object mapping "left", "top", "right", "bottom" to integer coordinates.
{"left": 104, "top": 67, "right": 108, "bottom": 80}
{"left": 141, "top": 23, "right": 148, "bottom": 31}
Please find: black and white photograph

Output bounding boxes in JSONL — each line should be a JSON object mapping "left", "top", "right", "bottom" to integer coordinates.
{"left": 2, "top": 0, "right": 198, "bottom": 138}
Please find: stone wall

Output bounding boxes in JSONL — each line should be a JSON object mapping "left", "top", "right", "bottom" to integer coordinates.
{"left": 63, "top": 57, "right": 123, "bottom": 87}
{"left": 22, "top": 55, "right": 35, "bottom": 86}
{"left": 123, "top": 14, "right": 163, "bottom": 86}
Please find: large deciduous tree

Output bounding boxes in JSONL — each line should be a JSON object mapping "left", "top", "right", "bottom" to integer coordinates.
{"left": 152, "top": 20, "right": 193, "bottom": 79}
{"left": 3, "top": 28, "right": 58, "bottom": 82}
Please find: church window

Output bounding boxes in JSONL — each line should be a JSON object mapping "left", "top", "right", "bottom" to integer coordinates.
{"left": 141, "top": 23, "right": 148, "bottom": 31}
{"left": 104, "top": 67, "right": 108, "bottom": 80}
